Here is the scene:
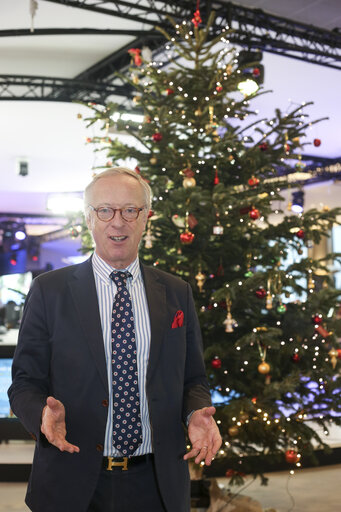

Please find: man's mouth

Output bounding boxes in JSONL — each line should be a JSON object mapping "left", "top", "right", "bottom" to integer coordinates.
{"left": 109, "top": 235, "right": 127, "bottom": 242}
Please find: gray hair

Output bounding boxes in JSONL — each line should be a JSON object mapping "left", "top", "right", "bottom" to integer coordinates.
{"left": 84, "top": 167, "right": 152, "bottom": 219}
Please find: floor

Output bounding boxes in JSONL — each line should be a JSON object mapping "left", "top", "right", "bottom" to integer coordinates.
{"left": 1, "top": 423, "right": 341, "bottom": 512}
{"left": 0, "top": 447, "right": 340, "bottom": 512}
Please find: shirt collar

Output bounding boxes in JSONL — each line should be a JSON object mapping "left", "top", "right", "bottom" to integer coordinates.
{"left": 92, "top": 251, "right": 141, "bottom": 285}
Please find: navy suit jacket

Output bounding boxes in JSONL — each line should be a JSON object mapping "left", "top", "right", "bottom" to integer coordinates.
{"left": 8, "top": 258, "right": 211, "bottom": 512}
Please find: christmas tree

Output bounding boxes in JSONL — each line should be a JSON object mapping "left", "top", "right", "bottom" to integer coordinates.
{"left": 78, "top": 10, "right": 341, "bottom": 484}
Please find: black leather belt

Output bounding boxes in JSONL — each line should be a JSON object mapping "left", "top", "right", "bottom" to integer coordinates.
{"left": 103, "top": 454, "right": 154, "bottom": 471}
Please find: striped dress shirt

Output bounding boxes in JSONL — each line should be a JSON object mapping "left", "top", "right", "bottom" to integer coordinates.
{"left": 92, "top": 252, "right": 152, "bottom": 456}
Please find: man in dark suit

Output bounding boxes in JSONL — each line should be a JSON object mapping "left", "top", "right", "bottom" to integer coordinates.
{"left": 8, "top": 167, "right": 221, "bottom": 512}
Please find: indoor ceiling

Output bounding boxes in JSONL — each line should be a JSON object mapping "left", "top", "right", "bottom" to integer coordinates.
{"left": 0, "top": 0, "right": 341, "bottom": 248}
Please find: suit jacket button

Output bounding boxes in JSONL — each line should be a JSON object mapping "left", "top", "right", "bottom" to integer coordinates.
{"left": 96, "top": 444, "right": 104, "bottom": 452}
{"left": 102, "top": 400, "right": 109, "bottom": 407}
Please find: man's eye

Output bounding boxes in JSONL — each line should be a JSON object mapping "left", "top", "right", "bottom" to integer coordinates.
{"left": 125, "top": 208, "right": 137, "bottom": 214}
{"left": 99, "top": 207, "right": 112, "bottom": 213}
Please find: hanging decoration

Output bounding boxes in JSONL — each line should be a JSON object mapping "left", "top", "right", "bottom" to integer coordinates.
{"left": 192, "top": 0, "right": 202, "bottom": 27}
{"left": 180, "top": 211, "right": 195, "bottom": 245}
{"left": 248, "top": 176, "right": 260, "bottom": 187}
{"left": 195, "top": 267, "right": 206, "bottom": 293}
{"left": 223, "top": 299, "right": 234, "bottom": 333}
{"left": 285, "top": 449, "right": 299, "bottom": 464}
{"left": 266, "top": 277, "right": 273, "bottom": 310}
{"left": 213, "top": 212, "right": 224, "bottom": 235}
{"left": 128, "top": 48, "right": 142, "bottom": 66}
{"left": 257, "top": 340, "right": 270, "bottom": 375}
{"left": 144, "top": 220, "right": 154, "bottom": 249}
{"left": 181, "top": 166, "right": 196, "bottom": 188}
{"left": 213, "top": 168, "right": 220, "bottom": 185}
{"left": 329, "top": 348, "right": 338, "bottom": 369}
{"left": 249, "top": 207, "right": 260, "bottom": 220}
{"left": 211, "top": 357, "right": 222, "bottom": 369}
{"left": 313, "top": 138, "right": 321, "bottom": 147}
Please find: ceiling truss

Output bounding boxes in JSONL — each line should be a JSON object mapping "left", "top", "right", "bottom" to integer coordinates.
{"left": 0, "top": 1, "right": 340, "bottom": 102}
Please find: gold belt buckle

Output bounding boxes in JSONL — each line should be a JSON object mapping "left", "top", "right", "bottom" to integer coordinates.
{"left": 107, "top": 456, "right": 128, "bottom": 471}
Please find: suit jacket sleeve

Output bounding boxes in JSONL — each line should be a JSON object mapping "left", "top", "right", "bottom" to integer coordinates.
{"left": 8, "top": 278, "right": 51, "bottom": 442}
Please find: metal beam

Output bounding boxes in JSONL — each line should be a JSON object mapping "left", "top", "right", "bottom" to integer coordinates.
{"left": 0, "top": 75, "right": 128, "bottom": 103}
{"left": 39, "top": 0, "right": 341, "bottom": 70}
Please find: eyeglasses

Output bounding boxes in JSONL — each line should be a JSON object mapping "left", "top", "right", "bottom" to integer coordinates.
{"left": 88, "top": 205, "right": 145, "bottom": 222}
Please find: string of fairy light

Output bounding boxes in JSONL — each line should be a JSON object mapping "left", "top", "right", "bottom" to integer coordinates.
{"left": 78, "top": 5, "right": 340, "bottom": 483}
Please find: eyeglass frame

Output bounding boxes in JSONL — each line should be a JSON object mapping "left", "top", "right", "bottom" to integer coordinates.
{"left": 87, "top": 205, "right": 146, "bottom": 223}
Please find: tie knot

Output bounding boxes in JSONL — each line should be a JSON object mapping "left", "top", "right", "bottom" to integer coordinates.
{"left": 110, "top": 270, "right": 132, "bottom": 288}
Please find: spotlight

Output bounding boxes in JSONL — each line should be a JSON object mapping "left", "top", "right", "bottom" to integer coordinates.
{"left": 237, "top": 50, "right": 264, "bottom": 95}
{"left": 291, "top": 190, "right": 304, "bottom": 214}
{"left": 9, "top": 253, "right": 17, "bottom": 266}
{"left": 15, "top": 229, "right": 26, "bottom": 241}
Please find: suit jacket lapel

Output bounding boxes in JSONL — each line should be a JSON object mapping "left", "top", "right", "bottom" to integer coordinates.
{"left": 141, "top": 265, "right": 167, "bottom": 385}
{"left": 68, "top": 258, "right": 108, "bottom": 394}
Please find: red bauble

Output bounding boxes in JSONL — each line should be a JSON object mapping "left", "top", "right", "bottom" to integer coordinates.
{"left": 255, "top": 288, "right": 266, "bottom": 299}
{"left": 152, "top": 132, "right": 163, "bottom": 142}
{"left": 259, "top": 142, "right": 268, "bottom": 151}
{"left": 249, "top": 207, "right": 260, "bottom": 220}
{"left": 285, "top": 449, "right": 299, "bottom": 464}
{"left": 211, "top": 358, "right": 222, "bottom": 369}
{"left": 337, "top": 349, "right": 341, "bottom": 359}
{"left": 216, "top": 85, "right": 223, "bottom": 92}
{"left": 315, "top": 325, "right": 329, "bottom": 338}
{"left": 313, "top": 138, "right": 321, "bottom": 147}
{"left": 312, "top": 314, "right": 323, "bottom": 325}
{"left": 148, "top": 209, "right": 154, "bottom": 219}
{"left": 213, "top": 169, "right": 220, "bottom": 185}
{"left": 166, "top": 88, "right": 174, "bottom": 95}
{"left": 296, "top": 229, "right": 305, "bottom": 239}
{"left": 292, "top": 353, "right": 300, "bottom": 362}
{"left": 248, "top": 176, "right": 260, "bottom": 187}
{"left": 180, "top": 230, "right": 195, "bottom": 245}
{"left": 252, "top": 67, "right": 260, "bottom": 77}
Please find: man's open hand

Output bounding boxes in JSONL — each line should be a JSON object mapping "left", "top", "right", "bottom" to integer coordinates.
{"left": 184, "top": 406, "right": 222, "bottom": 466}
{"left": 41, "top": 396, "right": 80, "bottom": 453}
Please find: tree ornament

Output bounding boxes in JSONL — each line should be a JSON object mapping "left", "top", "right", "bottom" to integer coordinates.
{"left": 258, "top": 361, "right": 270, "bottom": 374}
{"left": 213, "top": 212, "right": 224, "bottom": 235}
{"left": 224, "top": 299, "right": 234, "bottom": 333}
{"left": 144, "top": 220, "right": 154, "bottom": 249}
{"left": 266, "top": 278, "right": 272, "bottom": 310}
{"left": 211, "top": 357, "right": 222, "bottom": 369}
{"left": 152, "top": 132, "right": 163, "bottom": 142}
{"left": 150, "top": 157, "right": 157, "bottom": 165}
{"left": 285, "top": 449, "right": 299, "bottom": 464}
{"left": 213, "top": 168, "right": 219, "bottom": 185}
{"left": 181, "top": 167, "right": 196, "bottom": 188}
{"left": 192, "top": 6, "right": 202, "bottom": 27}
{"left": 205, "top": 105, "right": 217, "bottom": 133}
{"left": 180, "top": 211, "right": 195, "bottom": 244}
{"left": 194, "top": 107, "right": 202, "bottom": 116}
{"left": 248, "top": 176, "right": 260, "bottom": 187}
{"left": 133, "top": 95, "right": 141, "bottom": 104}
{"left": 195, "top": 269, "right": 206, "bottom": 293}
{"left": 166, "top": 88, "right": 174, "bottom": 95}
{"left": 277, "top": 301, "right": 287, "bottom": 314}
{"left": 77, "top": 113, "right": 82, "bottom": 119}
{"left": 216, "top": 83, "right": 223, "bottom": 92}
{"left": 132, "top": 74, "right": 139, "bottom": 85}
{"left": 255, "top": 288, "right": 266, "bottom": 299}
{"left": 249, "top": 207, "right": 260, "bottom": 220}
{"left": 312, "top": 314, "right": 323, "bottom": 325}
{"left": 308, "top": 274, "right": 315, "bottom": 290}
{"left": 228, "top": 426, "right": 239, "bottom": 437}
{"left": 296, "top": 229, "right": 305, "bottom": 239}
{"left": 313, "top": 138, "right": 321, "bottom": 147}
{"left": 292, "top": 353, "right": 300, "bottom": 363}
{"left": 259, "top": 142, "right": 268, "bottom": 151}
{"left": 252, "top": 67, "right": 260, "bottom": 77}
{"left": 257, "top": 340, "right": 270, "bottom": 374}
{"left": 128, "top": 48, "right": 142, "bottom": 66}
{"left": 180, "top": 230, "right": 195, "bottom": 245}
{"left": 337, "top": 349, "right": 341, "bottom": 359}
{"left": 315, "top": 325, "right": 329, "bottom": 337}
{"left": 172, "top": 214, "right": 185, "bottom": 228}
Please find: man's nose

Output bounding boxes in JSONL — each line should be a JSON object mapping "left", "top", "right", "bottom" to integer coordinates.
{"left": 109, "top": 210, "right": 125, "bottom": 227}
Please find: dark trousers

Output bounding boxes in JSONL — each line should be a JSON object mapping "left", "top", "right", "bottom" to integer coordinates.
{"left": 87, "top": 456, "right": 167, "bottom": 512}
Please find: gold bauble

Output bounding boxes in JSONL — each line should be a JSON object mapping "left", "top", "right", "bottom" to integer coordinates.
{"left": 228, "top": 426, "right": 239, "bottom": 437}
{"left": 258, "top": 361, "right": 270, "bottom": 374}
{"left": 150, "top": 157, "right": 157, "bottom": 165}
{"left": 183, "top": 177, "right": 196, "bottom": 188}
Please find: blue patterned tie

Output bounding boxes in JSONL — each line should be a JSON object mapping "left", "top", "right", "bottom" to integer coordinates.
{"left": 110, "top": 270, "right": 142, "bottom": 456}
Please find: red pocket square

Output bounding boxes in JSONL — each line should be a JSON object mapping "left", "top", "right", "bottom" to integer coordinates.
{"left": 172, "top": 310, "right": 184, "bottom": 328}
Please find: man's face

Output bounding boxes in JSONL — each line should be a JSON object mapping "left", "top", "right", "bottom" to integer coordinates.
{"left": 86, "top": 174, "right": 148, "bottom": 269}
